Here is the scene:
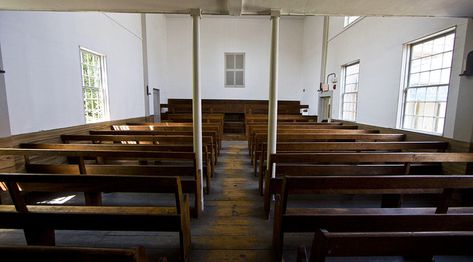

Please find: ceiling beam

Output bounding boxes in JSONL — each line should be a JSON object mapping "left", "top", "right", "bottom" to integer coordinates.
{"left": 0, "top": 0, "right": 471, "bottom": 18}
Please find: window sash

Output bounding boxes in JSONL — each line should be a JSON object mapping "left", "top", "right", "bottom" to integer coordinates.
{"left": 80, "top": 49, "right": 108, "bottom": 123}
{"left": 401, "top": 31, "right": 454, "bottom": 134}
{"left": 342, "top": 62, "right": 360, "bottom": 121}
{"left": 225, "top": 53, "right": 245, "bottom": 87}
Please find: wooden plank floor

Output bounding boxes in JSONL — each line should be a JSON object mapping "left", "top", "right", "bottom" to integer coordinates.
{"left": 190, "top": 141, "right": 274, "bottom": 261}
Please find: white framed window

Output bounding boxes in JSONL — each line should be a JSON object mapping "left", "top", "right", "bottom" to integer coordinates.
{"left": 341, "top": 62, "right": 360, "bottom": 121}
{"left": 344, "top": 16, "right": 360, "bottom": 27}
{"left": 80, "top": 47, "right": 109, "bottom": 123}
{"left": 400, "top": 29, "right": 455, "bottom": 134}
{"left": 225, "top": 53, "right": 245, "bottom": 88}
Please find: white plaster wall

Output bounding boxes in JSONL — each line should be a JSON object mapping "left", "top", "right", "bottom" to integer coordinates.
{"left": 301, "top": 16, "right": 324, "bottom": 115}
{"left": 0, "top": 11, "right": 145, "bottom": 135}
{"left": 326, "top": 16, "right": 469, "bottom": 140}
{"left": 146, "top": 14, "right": 168, "bottom": 114}
{"left": 163, "top": 15, "right": 306, "bottom": 103}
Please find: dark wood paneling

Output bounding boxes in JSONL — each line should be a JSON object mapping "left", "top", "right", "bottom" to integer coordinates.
{"left": 166, "top": 99, "right": 304, "bottom": 115}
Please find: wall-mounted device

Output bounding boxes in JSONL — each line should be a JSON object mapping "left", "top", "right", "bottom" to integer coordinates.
{"left": 318, "top": 73, "right": 338, "bottom": 93}
{"left": 327, "top": 73, "right": 338, "bottom": 90}
{"left": 460, "top": 50, "right": 473, "bottom": 77}
{"left": 0, "top": 69, "right": 5, "bottom": 74}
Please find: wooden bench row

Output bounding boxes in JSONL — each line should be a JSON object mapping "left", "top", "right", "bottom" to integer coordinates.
{"left": 264, "top": 152, "right": 473, "bottom": 218}
{"left": 0, "top": 173, "right": 191, "bottom": 261}
{"left": 249, "top": 132, "right": 406, "bottom": 166}
{"left": 275, "top": 175, "right": 473, "bottom": 261}
{"left": 0, "top": 245, "right": 150, "bottom": 262}
{"left": 256, "top": 141, "right": 449, "bottom": 192}
{"left": 0, "top": 148, "right": 203, "bottom": 219}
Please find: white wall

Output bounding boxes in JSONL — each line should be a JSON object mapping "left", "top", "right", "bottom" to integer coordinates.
{"left": 145, "top": 14, "right": 168, "bottom": 115}
{"left": 161, "top": 15, "right": 308, "bottom": 104}
{"left": 0, "top": 43, "right": 11, "bottom": 137}
{"left": 301, "top": 16, "right": 324, "bottom": 115}
{"left": 325, "top": 16, "right": 470, "bottom": 141}
{"left": 0, "top": 11, "right": 145, "bottom": 135}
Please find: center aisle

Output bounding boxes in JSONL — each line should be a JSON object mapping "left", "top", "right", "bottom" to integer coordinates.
{"left": 191, "top": 140, "right": 274, "bottom": 261}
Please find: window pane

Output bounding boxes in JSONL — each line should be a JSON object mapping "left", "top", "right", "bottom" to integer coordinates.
{"left": 432, "top": 37, "right": 445, "bottom": 54}
{"left": 406, "top": 88, "right": 417, "bottom": 101}
{"left": 438, "top": 102, "right": 447, "bottom": 117}
{"left": 409, "top": 73, "right": 420, "bottom": 86}
{"left": 412, "top": 45, "right": 422, "bottom": 60}
{"left": 429, "top": 70, "right": 441, "bottom": 85}
{"left": 405, "top": 102, "right": 415, "bottom": 115}
{"left": 404, "top": 115, "right": 414, "bottom": 129}
{"left": 235, "top": 71, "right": 244, "bottom": 86}
{"left": 410, "top": 59, "right": 421, "bottom": 73}
{"left": 442, "top": 51, "right": 453, "bottom": 68}
{"left": 225, "top": 71, "right": 234, "bottom": 85}
{"left": 235, "top": 55, "right": 244, "bottom": 69}
{"left": 415, "top": 117, "right": 424, "bottom": 130}
{"left": 440, "top": 68, "right": 451, "bottom": 84}
{"left": 422, "top": 117, "right": 434, "bottom": 131}
{"left": 437, "top": 86, "right": 448, "bottom": 101}
{"left": 421, "top": 41, "right": 433, "bottom": 57}
{"left": 425, "top": 86, "right": 437, "bottom": 101}
{"left": 415, "top": 88, "right": 426, "bottom": 101}
{"left": 420, "top": 57, "right": 432, "bottom": 71}
{"left": 431, "top": 54, "right": 443, "bottom": 70}
{"left": 419, "top": 72, "right": 430, "bottom": 85}
{"left": 436, "top": 118, "right": 445, "bottom": 134}
{"left": 444, "top": 34, "right": 455, "bottom": 51}
{"left": 424, "top": 102, "right": 436, "bottom": 117}
{"left": 416, "top": 102, "right": 425, "bottom": 116}
{"left": 226, "top": 54, "right": 234, "bottom": 69}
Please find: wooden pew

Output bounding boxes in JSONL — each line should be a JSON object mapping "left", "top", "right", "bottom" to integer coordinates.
{"left": 264, "top": 152, "right": 473, "bottom": 218}
{"left": 298, "top": 229, "right": 473, "bottom": 262}
{"left": 256, "top": 141, "right": 449, "bottom": 189}
{"left": 274, "top": 175, "right": 473, "bottom": 261}
{"left": 244, "top": 115, "right": 324, "bottom": 136}
{"left": 61, "top": 134, "right": 218, "bottom": 165}
{"left": 0, "top": 173, "right": 191, "bottom": 261}
{"left": 166, "top": 113, "right": 225, "bottom": 129}
{"left": 124, "top": 122, "right": 223, "bottom": 149}
{"left": 249, "top": 128, "right": 378, "bottom": 163}
{"left": 0, "top": 148, "right": 202, "bottom": 218}
{"left": 247, "top": 124, "right": 361, "bottom": 153}
{"left": 90, "top": 130, "right": 221, "bottom": 157}
{"left": 246, "top": 123, "right": 356, "bottom": 141}
{"left": 0, "top": 245, "right": 150, "bottom": 262}
{"left": 19, "top": 142, "right": 214, "bottom": 193}
{"left": 250, "top": 133, "right": 405, "bottom": 162}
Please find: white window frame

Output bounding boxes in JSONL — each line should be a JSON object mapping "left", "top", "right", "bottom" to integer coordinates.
{"left": 340, "top": 61, "right": 360, "bottom": 122}
{"left": 224, "top": 53, "right": 245, "bottom": 88}
{"left": 344, "top": 16, "right": 360, "bottom": 27}
{"left": 79, "top": 47, "right": 110, "bottom": 124}
{"left": 398, "top": 28, "right": 456, "bottom": 135}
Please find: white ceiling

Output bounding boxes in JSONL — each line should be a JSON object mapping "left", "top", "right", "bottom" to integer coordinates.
{"left": 0, "top": 0, "right": 472, "bottom": 17}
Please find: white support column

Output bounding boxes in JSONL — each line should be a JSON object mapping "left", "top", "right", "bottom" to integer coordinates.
{"left": 141, "top": 14, "right": 150, "bottom": 117}
{"left": 266, "top": 10, "right": 280, "bottom": 178}
{"left": 191, "top": 9, "right": 204, "bottom": 211}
